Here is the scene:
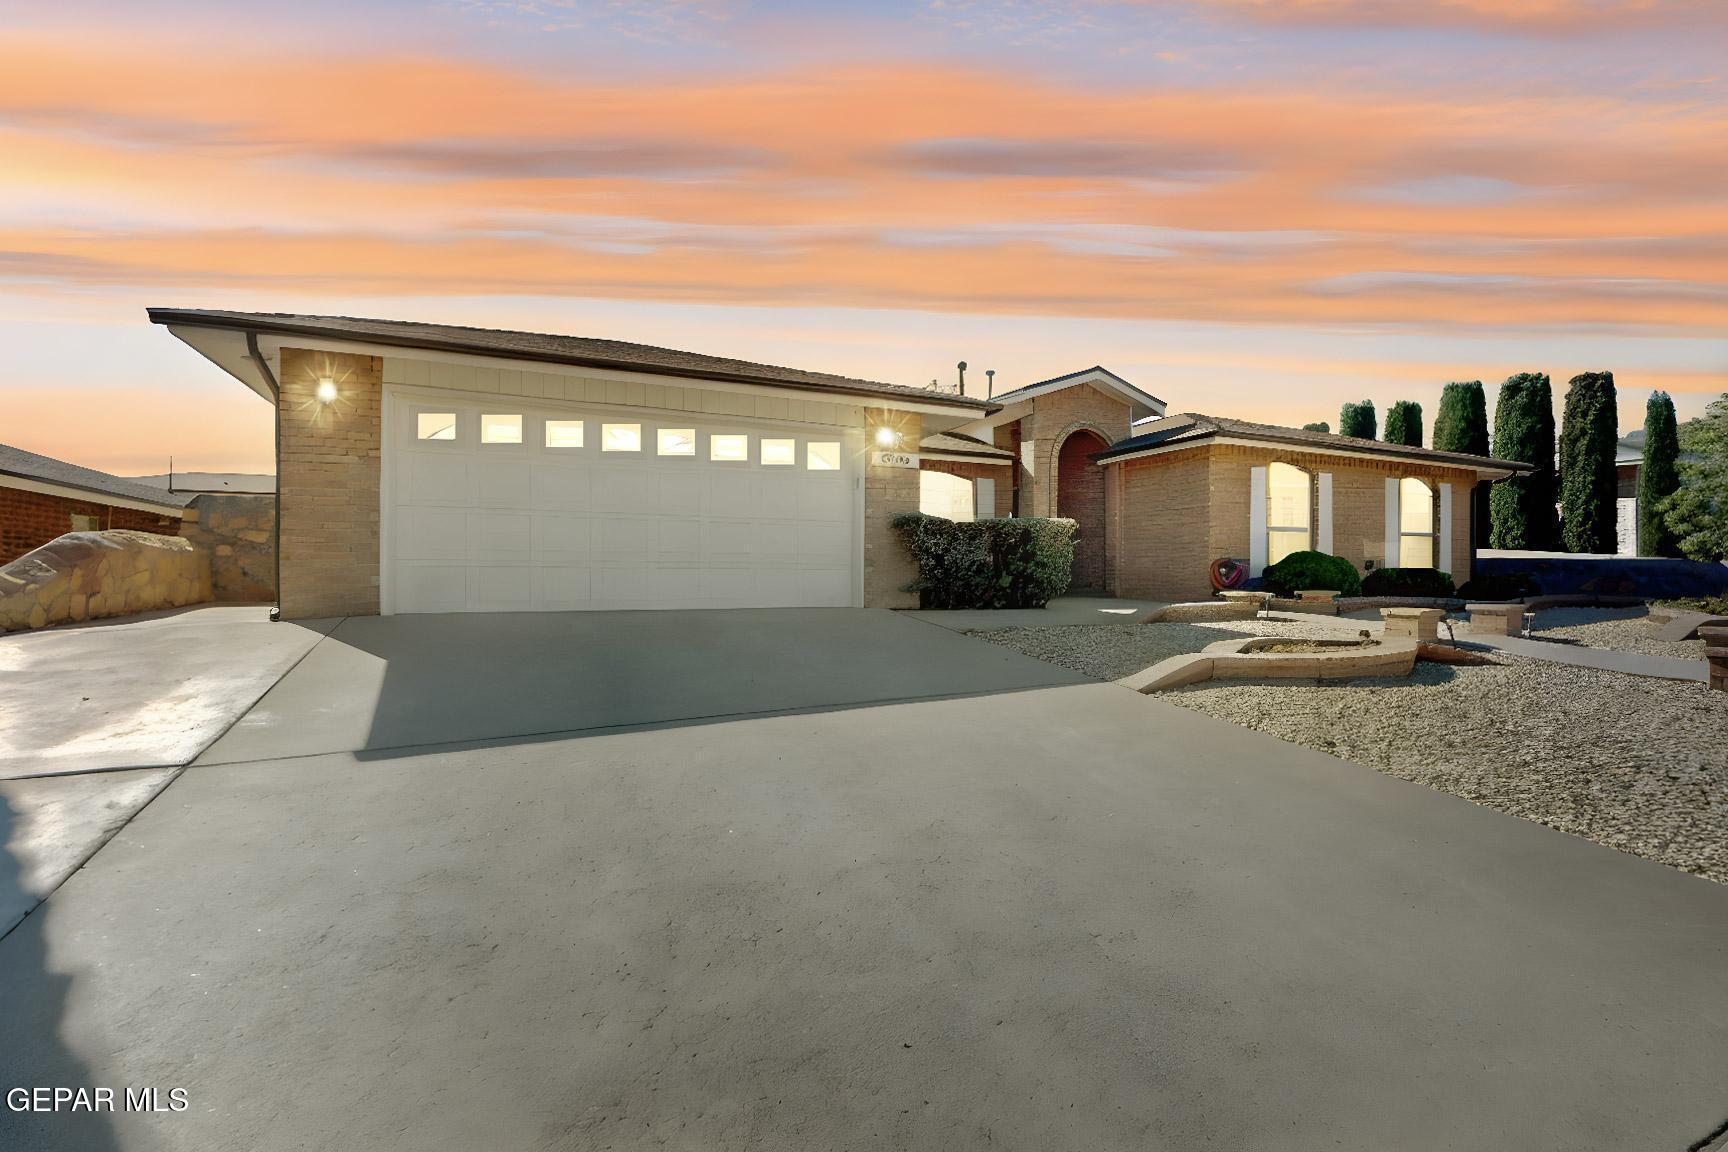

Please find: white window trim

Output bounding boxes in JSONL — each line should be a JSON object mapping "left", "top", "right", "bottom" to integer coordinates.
{"left": 1317, "top": 473, "right": 1334, "bottom": 554}
{"left": 1249, "top": 465, "right": 1268, "bottom": 576}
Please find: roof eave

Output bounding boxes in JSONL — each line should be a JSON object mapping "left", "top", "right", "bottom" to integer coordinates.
{"left": 147, "top": 308, "right": 996, "bottom": 415}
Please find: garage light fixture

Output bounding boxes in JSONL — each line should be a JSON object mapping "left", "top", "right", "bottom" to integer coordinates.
{"left": 315, "top": 377, "right": 338, "bottom": 404}
{"left": 874, "top": 427, "right": 898, "bottom": 448}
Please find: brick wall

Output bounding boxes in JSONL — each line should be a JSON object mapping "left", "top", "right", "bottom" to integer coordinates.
{"left": 1, "top": 486, "right": 180, "bottom": 565}
{"left": 1113, "top": 450, "right": 1215, "bottom": 601}
{"left": 1022, "top": 386, "right": 1132, "bottom": 518}
{"left": 863, "top": 408, "right": 922, "bottom": 608}
{"left": 277, "top": 347, "right": 382, "bottom": 619}
{"left": 1112, "top": 443, "right": 1481, "bottom": 601}
{"left": 1057, "top": 431, "right": 1110, "bottom": 589}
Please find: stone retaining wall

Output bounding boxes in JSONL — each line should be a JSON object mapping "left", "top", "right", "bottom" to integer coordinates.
{"left": 179, "top": 493, "right": 275, "bottom": 602}
{"left": 0, "top": 530, "right": 212, "bottom": 632}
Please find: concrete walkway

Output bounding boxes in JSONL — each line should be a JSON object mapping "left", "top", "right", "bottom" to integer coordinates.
{"left": 1458, "top": 632, "right": 1707, "bottom": 682}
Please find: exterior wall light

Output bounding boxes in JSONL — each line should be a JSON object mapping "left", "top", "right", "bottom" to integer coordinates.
{"left": 315, "top": 378, "right": 338, "bottom": 404}
{"left": 874, "top": 427, "right": 899, "bottom": 448}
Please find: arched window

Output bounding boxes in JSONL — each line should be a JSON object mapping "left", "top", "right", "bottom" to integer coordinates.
{"left": 1398, "top": 477, "right": 1436, "bottom": 568}
{"left": 1266, "top": 462, "right": 1312, "bottom": 564}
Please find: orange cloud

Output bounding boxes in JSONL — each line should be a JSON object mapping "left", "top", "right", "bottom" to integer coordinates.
{"left": 0, "top": 33, "right": 1721, "bottom": 333}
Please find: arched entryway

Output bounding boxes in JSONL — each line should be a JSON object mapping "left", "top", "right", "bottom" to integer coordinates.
{"left": 1057, "top": 429, "right": 1110, "bottom": 591}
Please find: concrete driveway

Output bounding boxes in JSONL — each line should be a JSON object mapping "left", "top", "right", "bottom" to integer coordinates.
{"left": 3, "top": 610, "right": 1727, "bottom": 1151}
{"left": 0, "top": 606, "right": 334, "bottom": 933}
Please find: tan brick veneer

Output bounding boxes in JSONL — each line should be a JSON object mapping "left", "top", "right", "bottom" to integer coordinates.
{"left": 1108, "top": 443, "right": 1479, "bottom": 602}
{"left": 862, "top": 408, "right": 923, "bottom": 608}
{"left": 277, "top": 347, "right": 382, "bottom": 619}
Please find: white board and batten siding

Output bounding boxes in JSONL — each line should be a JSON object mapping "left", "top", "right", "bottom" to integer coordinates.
{"left": 379, "top": 360, "right": 866, "bottom": 613}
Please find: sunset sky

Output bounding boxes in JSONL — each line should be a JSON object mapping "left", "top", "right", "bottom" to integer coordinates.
{"left": 2, "top": 0, "right": 1724, "bottom": 475}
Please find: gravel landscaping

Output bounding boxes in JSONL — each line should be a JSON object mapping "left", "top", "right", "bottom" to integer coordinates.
{"left": 1167, "top": 659, "right": 1728, "bottom": 883}
{"left": 971, "top": 615, "right": 1376, "bottom": 681}
{"left": 1531, "top": 607, "right": 1705, "bottom": 660}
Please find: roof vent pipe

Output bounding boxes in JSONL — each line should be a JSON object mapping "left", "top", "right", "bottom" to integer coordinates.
{"left": 957, "top": 361, "right": 967, "bottom": 397}
{"left": 986, "top": 369, "right": 995, "bottom": 399}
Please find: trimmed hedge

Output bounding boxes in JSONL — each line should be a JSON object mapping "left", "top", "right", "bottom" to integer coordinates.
{"left": 1261, "top": 550, "right": 1362, "bottom": 598}
{"left": 1384, "top": 401, "right": 1424, "bottom": 447}
{"left": 1456, "top": 573, "right": 1540, "bottom": 602}
{"left": 1638, "top": 391, "right": 1680, "bottom": 557}
{"left": 1339, "top": 400, "right": 1377, "bottom": 440}
{"left": 1434, "top": 380, "right": 1490, "bottom": 456}
{"left": 1490, "top": 372, "right": 1559, "bottom": 549}
{"left": 1361, "top": 566, "right": 1455, "bottom": 598}
{"left": 1559, "top": 370, "right": 1619, "bottom": 554}
{"left": 890, "top": 513, "right": 1076, "bottom": 609}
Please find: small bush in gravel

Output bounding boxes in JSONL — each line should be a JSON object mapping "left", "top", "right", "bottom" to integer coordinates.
{"left": 1361, "top": 567, "right": 1455, "bottom": 598}
{"left": 1457, "top": 573, "right": 1540, "bottom": 602}
{"left": 891, "top": 512, "right": 1076, "bottom": 609}
{"left": 1261, "top": 550, "right": 1362, "bottom": 598}
{"left": 1659, "top": 595, "right": 1728, "bottom": 615}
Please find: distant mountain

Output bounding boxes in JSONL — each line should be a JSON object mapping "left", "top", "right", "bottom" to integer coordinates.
{"left": 129, "top": 472, "right": 275, "bottom": 494}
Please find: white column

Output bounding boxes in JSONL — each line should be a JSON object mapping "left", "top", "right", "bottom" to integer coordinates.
{"left": 1384, "top": 477, "right": 1401, "bottom": 568}
{"left": 1317, "top": 472, "right": 1334, "bottom": 554}
{"left": 1249, "top": 466, "right": 1268, "bottom": 575}
{"left": 1439, "top": 483, "right": 1454, "bottom": 574}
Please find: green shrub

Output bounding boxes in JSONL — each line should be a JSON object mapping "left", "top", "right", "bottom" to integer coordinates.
{"left": 1490, "top": 372, "right": 1559, "bottom": 549}
{"left": 1638, "top": 391, "right": 1681, "bottom": 557}
{"left": 890, "top": 513, "right": 1076, "bottom": 609}
{"left": 1456, "top": 573, "right": 1540, "bottom": 602}
{"left": 1384, "top": 401, "right": 1423, "bottom": 447}
{"left": 1360, "top": 567, "right": 1455, "bottom": 598}
{"left": 1433, "top": 381, "right": 1490, "bottom": 456}
{"left": 1559, "top": 370, "right": 1619, "bottom": 553}
{"left": 1339, "top": 401, "right": 1377, "bottom": 440}
{"left": 1260, "top": 550, "right": 1362, "bottom": 597}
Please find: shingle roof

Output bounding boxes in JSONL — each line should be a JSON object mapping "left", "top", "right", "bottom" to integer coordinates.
{"left": 0, "top": 443, "right": 194, "bottom": 510}
{"left": 1094, "top": 413, "right": 1533, "bottom": 472}
{"left": 919, "top": 431, "right": 1014, "bottom": 460}
{"left": 988, "top": 365, "right": 1166, "bottom": 409}
{"left": 147, "top": 309, "right": 994, "bottom": 410}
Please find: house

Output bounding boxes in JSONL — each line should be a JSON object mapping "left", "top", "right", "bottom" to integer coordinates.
{"left": 1615, "top": 429, "right": 1646, "bottom": 555}
{"left": 149, "top": 309, "right": 1530, "bottom": 617}
{"left": 0, "top": 443, "right": 191, "bottom": 565}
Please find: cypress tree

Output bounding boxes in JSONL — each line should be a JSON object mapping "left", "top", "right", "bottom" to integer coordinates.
{"left": 1637, "top": 390, "right": 1680, "bottom": 556}
{"left": 1559, "top": 371, "right": 1619, "bottom": 553}
{"left": 1433, "top": 381, "right": 1489, "bottom": 456}
{"left": 1384, "top": 401, "right": 1423, "bottom": 447}
{"left": 1339, "top": 401, "right": 1376, "bottom": 440}
{"left": 1488, "top": 372, "right": 1559, "bottom": 549}
{"left": 1301, "top": 421, "right": 1330, "bottom": 433}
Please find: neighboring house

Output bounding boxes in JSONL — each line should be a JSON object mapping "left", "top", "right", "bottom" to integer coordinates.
{"left": 1614, "top": 429, "right": 1645, "bottom": 556}
{"left": 0, "top": 443, "right": 191, "bottom": 565}
{"left": 150, "top": 309, "right": 1528, "bottom": 617}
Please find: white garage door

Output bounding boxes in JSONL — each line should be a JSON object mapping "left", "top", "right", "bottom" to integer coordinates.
{"left": 384, "top": 392, "right": 860, "bottom": 612}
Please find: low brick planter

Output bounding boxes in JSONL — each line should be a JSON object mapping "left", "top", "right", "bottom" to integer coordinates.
{"left": 1703, "top": 626, "right": 1728, "bottom": 693}
{"left": 1119, "top": 635, "right": 1418, "bottom": 693}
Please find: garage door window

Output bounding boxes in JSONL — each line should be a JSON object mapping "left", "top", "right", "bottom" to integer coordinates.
{"left": 545, "top": 420, "right": 584, "bottom": 448}
{"left": 602, "top": 423, "right": 641, "bottom": 452}
{"left": 657, "top": 428, "right": 696, "bottom": 456}
{"left": 807, "top": 442, "right": 841, "bottom": 471}
{"left": 761, "top": 438, "right": 796, "bottom": 466}
{"left": 481, "top": 414, "right": 523, "bottom": 444}
{"left": 710, "top": 434, "right": 748, "bottom": 461}
{"left": 417, "top": 412, "right": 457, "bottom": 441}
